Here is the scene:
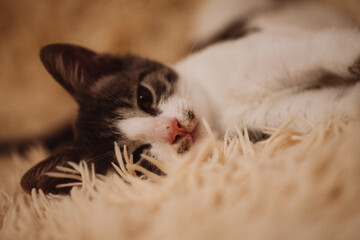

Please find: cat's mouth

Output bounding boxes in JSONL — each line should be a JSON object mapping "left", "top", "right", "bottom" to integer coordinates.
{"left": 174, "top": 122, "right": 200, "bottom": 154}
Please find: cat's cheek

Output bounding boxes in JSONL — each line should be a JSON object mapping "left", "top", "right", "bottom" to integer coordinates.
{"left": 117, "top": 117, "right": 175, "bottom": 144}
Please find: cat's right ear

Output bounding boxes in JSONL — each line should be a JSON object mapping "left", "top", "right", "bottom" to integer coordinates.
{"left": 40, "top": 43, "right": 122, "bottom": 101}
{"left": 20, "top": 145, "right": 82, "bottom": 195}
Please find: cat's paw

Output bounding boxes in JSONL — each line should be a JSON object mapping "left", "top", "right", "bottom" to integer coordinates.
{"left": 349, "top": 57, "right": 360, "bottom": 79}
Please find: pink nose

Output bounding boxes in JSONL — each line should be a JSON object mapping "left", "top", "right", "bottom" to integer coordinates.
{"left": 170, "top": 119, "right": 188, "bottom": 144}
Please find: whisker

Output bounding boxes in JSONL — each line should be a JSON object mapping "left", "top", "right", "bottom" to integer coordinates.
{"left": 86, "top": 152, "right": 114, "bottom": 164}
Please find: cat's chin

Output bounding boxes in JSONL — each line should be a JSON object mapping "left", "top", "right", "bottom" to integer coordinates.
{"left": 174, "top": 120, "right": 205, "bottom": 154}
{"left": 174, "top": 134, "right": 192, "bottom": 154}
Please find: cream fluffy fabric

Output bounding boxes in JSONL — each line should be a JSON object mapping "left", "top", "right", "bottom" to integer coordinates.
{"left": 1, "top": 119, "right": 360, "bottom": 239}
{"left": 2, "top": 1, "right": 360, "bottom": 239}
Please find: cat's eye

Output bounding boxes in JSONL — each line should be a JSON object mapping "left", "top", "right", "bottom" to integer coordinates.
{"left": 137, "top": 86, "right": 154, "bottom": 113}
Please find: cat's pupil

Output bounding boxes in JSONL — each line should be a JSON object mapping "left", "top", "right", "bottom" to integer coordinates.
{"left": 137, "top": 86, "right": 154, "bottom": 112}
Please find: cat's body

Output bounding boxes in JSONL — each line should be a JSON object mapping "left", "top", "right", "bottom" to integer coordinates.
{"left": 177, "top": 30, "right": 360, "bottom": 134}
{"left": 21, "top": 0, "right": 360, "bottom": 194}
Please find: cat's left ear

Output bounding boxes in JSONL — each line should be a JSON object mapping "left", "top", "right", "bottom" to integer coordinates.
{"left": 40, "top": 43, "right": 122, "bottom": 101}
{"left": 20, "top": 145, "right": 82, "bottom": 194}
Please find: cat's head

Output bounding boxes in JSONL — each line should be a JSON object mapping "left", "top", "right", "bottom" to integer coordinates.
{"left": 21, "top": 43, "right": 202, "bottom": 194}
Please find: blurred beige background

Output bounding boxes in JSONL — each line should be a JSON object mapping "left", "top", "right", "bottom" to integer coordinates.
{"left": 0, "top": 0, "right": 359, "bottom": 142}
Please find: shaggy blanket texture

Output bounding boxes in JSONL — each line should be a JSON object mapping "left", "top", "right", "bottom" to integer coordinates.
{"left": 1, "top": 1, "right": 360, "bottom": 240}
{"left": 1, "top": 120, "right": 360, "bottom": 239}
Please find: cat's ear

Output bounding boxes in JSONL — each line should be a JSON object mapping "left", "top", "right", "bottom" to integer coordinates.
{"left": 20, "top": 145, "right": 82, "bottom": 195}
{"left": 40, "top": 43, "right": 122, "bottom": 100}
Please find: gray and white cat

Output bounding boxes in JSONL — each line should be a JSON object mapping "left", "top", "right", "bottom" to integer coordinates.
{"left": 21, "top": 0, "right": 360, "bottom": 194}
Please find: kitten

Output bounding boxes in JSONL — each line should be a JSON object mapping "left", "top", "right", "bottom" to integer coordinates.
{"left": 21, "top": 0, "right": 360, "bottom": 194}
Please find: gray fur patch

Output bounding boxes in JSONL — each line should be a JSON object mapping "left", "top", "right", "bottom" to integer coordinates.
{"left": 192, "top": 19, "right": 260, "bottom": 52}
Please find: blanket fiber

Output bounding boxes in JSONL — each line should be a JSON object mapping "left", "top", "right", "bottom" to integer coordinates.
{"left": 1, "top": 120, "right": 360, "bottom": 239}
{"left": 1, "top": 1, "right": 360, "bottom": 239}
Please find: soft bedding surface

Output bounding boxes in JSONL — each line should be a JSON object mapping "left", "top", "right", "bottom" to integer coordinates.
{"left": 1, "top": 120, "right": 360, "bottom": 239}
{"left": 1, "top": 1, "right": 360, "bottom": 239}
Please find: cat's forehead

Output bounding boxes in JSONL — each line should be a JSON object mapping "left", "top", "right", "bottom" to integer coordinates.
{"left": 91, "top": 55, "right": 177, "bottom": 95}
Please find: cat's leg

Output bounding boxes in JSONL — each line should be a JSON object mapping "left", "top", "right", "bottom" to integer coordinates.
{"left": 245, "top": 29, "right": 360, "bottom": 92}
{"left": 218, "top": 30, "right": 360, "bottom": 131}
{"left": 229, "top": 82, "right": 360, "bottom": 132}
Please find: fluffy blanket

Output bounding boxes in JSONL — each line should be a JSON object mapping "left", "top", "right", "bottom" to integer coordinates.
{"left": 1, "top": 1, "right": 360, "bottom": 239}
{"left": 1, "top": 120, "right": 360, "bottom": 239}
